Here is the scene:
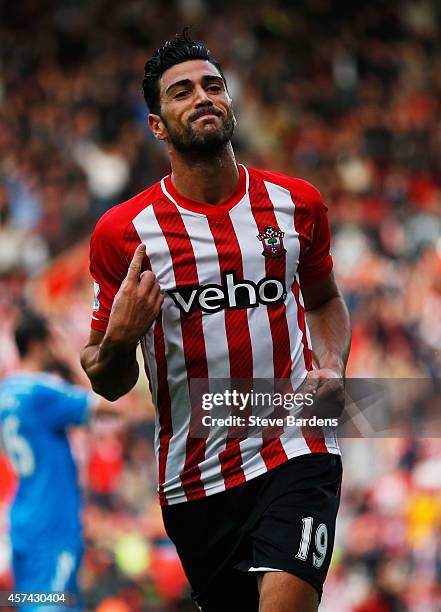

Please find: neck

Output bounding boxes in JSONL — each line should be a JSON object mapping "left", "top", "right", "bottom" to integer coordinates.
{"left": 19, "top": 356, "right": 41, "bottom": 372}
{"left": 169, "top": 143, "right": 239, "bottom": 204}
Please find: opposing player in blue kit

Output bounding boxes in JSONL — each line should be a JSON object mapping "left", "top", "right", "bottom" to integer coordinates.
{"left": 0, "top": 310, "right": 116, "bottom": 610}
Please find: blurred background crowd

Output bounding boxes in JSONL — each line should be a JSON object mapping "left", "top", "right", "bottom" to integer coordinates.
{"left": 0, "top": 0, "right": 440, "bottom": 610}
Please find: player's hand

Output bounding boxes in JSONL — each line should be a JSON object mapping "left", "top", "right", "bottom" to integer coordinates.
{"left": 106, "top": 244, "right": 164, "bottom": 346}
{"left": 300, "top": 368, "right": 345, "bottom": 419}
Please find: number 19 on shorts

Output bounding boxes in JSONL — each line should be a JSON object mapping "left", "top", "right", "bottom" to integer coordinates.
{"left": 295, "top": 517, "right": 328, "bottom": 569}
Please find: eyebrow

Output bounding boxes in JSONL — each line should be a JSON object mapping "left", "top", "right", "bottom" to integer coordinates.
{"left": 165, "top": 75, "right": 224, "bottom": 95}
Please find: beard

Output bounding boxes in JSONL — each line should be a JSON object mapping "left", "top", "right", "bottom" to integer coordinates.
{"left": 163, "top": 106, "right": 236, "bottom": 155}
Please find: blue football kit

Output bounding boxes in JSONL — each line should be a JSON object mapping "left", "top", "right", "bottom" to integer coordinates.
{"left": 0, "top": 372, "right": 93, "bottom": 611}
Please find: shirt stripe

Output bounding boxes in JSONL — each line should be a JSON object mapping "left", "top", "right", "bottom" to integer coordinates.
{"left": 207, "top": 213, "right": 251, "bottom": 488}
{"left": 153, "top": 200, "right": 210, "bottom": 500}
{"left": 247, "top": 175, "right": 290, "bottom": 468}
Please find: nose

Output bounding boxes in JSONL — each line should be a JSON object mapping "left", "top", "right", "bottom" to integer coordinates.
{"left": 194, "top": 84, "right": 212, "bottom": 108}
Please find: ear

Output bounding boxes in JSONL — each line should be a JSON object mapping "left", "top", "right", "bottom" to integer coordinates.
{"left": 148, "top": 113, "right": 168, "bottom": 141}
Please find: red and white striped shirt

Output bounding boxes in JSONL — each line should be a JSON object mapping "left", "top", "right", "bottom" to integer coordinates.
{"left": 89, "top": 165, "right": 340, "bottom": 505}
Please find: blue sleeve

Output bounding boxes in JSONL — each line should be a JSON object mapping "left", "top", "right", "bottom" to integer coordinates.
{"left": 38, "top": 377, "right": 92, "bottom": 429}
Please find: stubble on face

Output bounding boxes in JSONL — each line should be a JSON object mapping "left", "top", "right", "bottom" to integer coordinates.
{"left": 162, "top": 104, "right": 236, "bottom": 156}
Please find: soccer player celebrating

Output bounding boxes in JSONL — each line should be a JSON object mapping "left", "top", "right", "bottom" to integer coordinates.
{"left": 81, "top": 30, "right": 351, "bottom": 612}
{"left": 0, "top": 310, "right": 117, "bottom": 611}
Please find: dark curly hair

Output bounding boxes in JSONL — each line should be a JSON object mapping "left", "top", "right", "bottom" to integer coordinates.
{"left": 142, "top": 28, "right": 226, "bottom": 115}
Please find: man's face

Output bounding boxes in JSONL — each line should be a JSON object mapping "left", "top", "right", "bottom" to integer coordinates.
{"left": 152, "top": 59, "right": 236, "bottom": 154}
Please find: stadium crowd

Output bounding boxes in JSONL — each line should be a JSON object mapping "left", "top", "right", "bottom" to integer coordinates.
{"left": 0, "top": 0, "right": 440, "bottom": 610}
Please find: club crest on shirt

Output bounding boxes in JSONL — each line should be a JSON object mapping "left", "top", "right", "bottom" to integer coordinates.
{"left": 257, "top": 226, "right": 287, "bottom": 258}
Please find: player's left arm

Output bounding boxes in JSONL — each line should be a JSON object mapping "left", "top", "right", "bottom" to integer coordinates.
{"left": 295, "top": 181, "right": 351, "bottom": 414}
{"left": 301, "top": 272, "right": 351, "bottom": 417}
{"left": 302, "top": 271, "right": 351, "bottom": 379}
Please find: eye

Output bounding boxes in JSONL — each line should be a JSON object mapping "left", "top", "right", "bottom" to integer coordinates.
{"left": 207, "top": 84, "right": 222, "bottom": 93}
{"left": 174, "top": 90, "right": 190, "bottom": 99}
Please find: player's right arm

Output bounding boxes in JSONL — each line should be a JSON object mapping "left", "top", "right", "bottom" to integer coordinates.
{"left": 81, "top": 244, "right": 163, "bottom": 400}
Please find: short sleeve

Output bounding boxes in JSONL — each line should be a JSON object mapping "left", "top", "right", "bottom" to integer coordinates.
{"left": 294, "top": 183, "right": 333, "bottom": 285}
{"left": 40, "top": 378, "right": 93, "bottom": 429}
{"left": 89, "top": 211, "right": 129, "bottom": 333}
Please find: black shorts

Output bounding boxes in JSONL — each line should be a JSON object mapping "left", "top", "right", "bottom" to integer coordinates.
{"left": 162, "top": 452, "right": 342, "bottom": 611}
